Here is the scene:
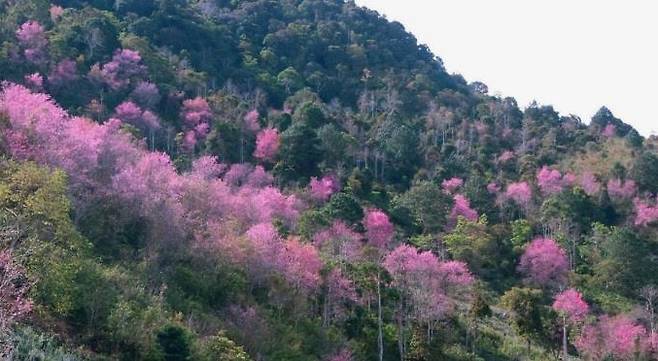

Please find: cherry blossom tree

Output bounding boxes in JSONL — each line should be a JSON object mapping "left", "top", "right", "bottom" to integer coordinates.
{"left": 580, "top": 172, "right": 601, "bottom": 196}
{"left": 607, "top": 178, "right": 637, "bottom": 201}
{"left": 505, "top": 181, "right": 532, "bottom": 208}
{"left": 449, "top": 194, "right": 478, "bottom": 224}
{"left": 576, "top": 315, "right": 649, "bottom": 361}
{"left": 518, "top": 237, "right": 568, "bottom": 288}
{"left": 181, "top": 97, "right": 212, "bottom": 151}
{"left": 48, "top": 59, "right": 78, "bottom": 87}
{"left": 313, "top": 221, "right": 362, "bottom": 265}
{"left": 16, "top": 21, "right": 47, "bottom": 64}
{"left": 309, "top": 174, "right": 341, "bottom": 202}
{"left": 130, "top": 81, "right": 161, "bottom": 109}
{"left": 602, "top": 123, "right": 617, "bottom": 138}
{"left": 536, "top": 166, "right": 565, "bottom": 195}
{"left": 91, "top": 49, "right": 146, "bottom": 90}
{"left": 364, "top": 209, "right": 394, "bottom": 249}
{"left": 253, "top": 128, "right": 280, "bottom": 162}
{"left": 487, "top": 182, "right": 501, "bottom": 194}
{"left": 24, "top": 73, "right": 43, "bottom": 91}
{"left": 553, "top": 288, "right": 589, "bottom": 359}
{"left": 634, "top": 198, "right": 658, "bottom": 227}
{"left": 441, "top": 177, "right": 463, "bottom": 194}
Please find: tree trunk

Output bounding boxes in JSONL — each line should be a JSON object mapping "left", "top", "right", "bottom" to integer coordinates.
{"left": 562, "top": 320, "right": 568, "bottom": 361}
{"left": 377, "top": 272, "right": 384, "bottom": 361}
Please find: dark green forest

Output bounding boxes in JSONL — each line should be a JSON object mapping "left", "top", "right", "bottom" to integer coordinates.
{"left": 1, "top": 0, "right": 658, "bottom": 360}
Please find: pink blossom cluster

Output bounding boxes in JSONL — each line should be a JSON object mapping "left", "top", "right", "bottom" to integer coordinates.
{"left": 181, "top": 97, "right": 212, "bottom": 150}
{"left": 130, "top": 81, "right": 161, "bottom": 109}
{"left": 602, "top": 123, "right": 617, "bottom": 138}
{"left": 633, "top": 197, "right": 658, "bottom": 227}
{"left": 90, "top": 49, "right": 146, "bottom": 90}
{"left": 48, "top": 59, "right": 78, "bottom": 87}
{"left": 254, "top": 128, "right": 280, "bottom": 161}
{"left": 449, "top": 194, "right": 478, "bottom": 224}
{"left": 50, "top": 5, "right": 65, "bottom": 22}
{"left": 607, "top": 178, "right": 637, "bottom": 201}
{"left": 441, "top": 177, "right": 464, "bottom": 194}
{"left": 16, "top": 21, "right": 48, "bottom": 64}
{"left": 536, "top": 166, "right": 567, "bottom": 195}
{"left": 576, "top": 315, "right": 650, "bottom": 361}
{"left": 518, "top": 237, "right": 568, "bottom": 287}
{"left": 243, "top": 109, "right": 261, "bottom": 132}
{"left": 309, "top": 174, "right": 341, "bottom": 201}
{"left": 24, "top": 73, "right": 43, "bottom": 91}
{"left": 504, "top": 181, "right": 532, "bottom": 207}
{"left": 383, "top": 245, "right": 473, "bottom": 322}
{"left": 486, "top": 182, "right": 500, "bottom": 194}
{"left": 552, "top": 288, "right": 589, "bottom": 323}
{"left": 580, "top": 172, "right": 601, "bottom": 196}
{"left": 364, "top": 209, "right": 394, "bottom": 249}
{"left": 497, "top": 150, "right": 515, "bottom": 163}
{"left": 313, "top": 221, "right": 362, "bottom": 264}
{"left": 114, "top": 101, "right": 161, "bottom": 133}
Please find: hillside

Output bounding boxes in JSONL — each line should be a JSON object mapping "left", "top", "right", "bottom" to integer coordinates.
{"left": 1, "top": 1, "right": 658, "bottom": 360}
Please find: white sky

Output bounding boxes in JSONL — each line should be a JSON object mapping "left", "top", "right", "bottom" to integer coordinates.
{"left": 355, "top": 0, "right": 658, "bottom": 136}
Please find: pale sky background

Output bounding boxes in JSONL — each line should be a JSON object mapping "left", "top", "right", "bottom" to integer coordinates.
{"left": 355, "top": 0, "right": 658, "bottom": 136}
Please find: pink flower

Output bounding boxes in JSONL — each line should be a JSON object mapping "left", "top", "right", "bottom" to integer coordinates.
{"left": 253, "top": 128, "right": 280, "bottom": 161}
{"left": 364, "top": 209, "right": 394, "bottom": 249}
{"left": 552, "top": 288, "right": 589, "bottom": 323}
{"left": 505, "top": 181, "right": 532, "bottom": 207}
{"left": 441, "top": 177, "right": 464, "bottom": 193}
{"left": 449, "top": 194, "right": 478, "bottom": 223}
{"left": 602, "top": 123, "right": 616, "bottom": 138}
{"left": 310, "top": 174, "right": 341, "bottom": 201}
{"left": 607, "top": 178, "right": 637, "bottom": 201}
{"left": 537, "top": 166, "right": 565, "bottom": 195}
{"left": 518, "top": 237, "right": 568, "bottom": 287}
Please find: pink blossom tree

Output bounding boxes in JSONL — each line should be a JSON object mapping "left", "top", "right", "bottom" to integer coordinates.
{"left": 91, "top": 49, "right": 146, "bottom": 90}
{"left": 518, "top": 237, "right": 568, "bottom": 288}
{"left": 441, "top": 177, "right": 464, "bottom": 194}
{"left": 130, "top": 81, "right": 161, "bottom": 109}
{"left": 602, "top": 123, "right": 617, "bottom": 138}
{"left": 580, "top": 172, "right": 601, "bottom": 196}
{"left": 607, "top": 178, "right": 637, "bottom": 201}
{"left": 48, "top": 59, "right": 78, "bottom": 87}
{"left": 50, "top": 5, "right": 64, "bottom": 22}
{"left": 505, "top": 181, "right": 532, "bottom": 208}
{"left": 181, "top": 97, "right": 212, "bottom": 151}
{"left": 364, "top": 209, "right": 394, "bottom": 249}
{"left": 24, "top": 73, "right": 43, "bottom": 91}
{"left": 487, "top": 182, "right": 500, "bottom": 194}
{"left": 16, "top": 21, "right": 48, "bottom": 64}
{"left": 323, "top": 268, "right": 358, "bottom": 325}
{"left": 537, "top": 166, "right": 565, "bottom": 195}
{"left": 309, "top": 174, "right": 341, "bottom": 202}
{"left": 553, "top": 288, "right": 589, "bottom": 359}
{"left": 313, "top": 221, "right": 362, "bottom": 266}
{"left": 576, "top": 315, "right": 649, "bottom": 361}
{"left": 0, "top": 250, "right": 33, "bottom": 337}
{"left": 634, "top": 198, "right": 658, "bottom": 227}
{"left": 253, "top": 127, "right": 280, "bottom": 162}
{"left": 449, "top": 194, "right": 478, "bottom": 225}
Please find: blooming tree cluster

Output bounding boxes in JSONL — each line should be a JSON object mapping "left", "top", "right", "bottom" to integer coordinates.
{"left": 364, "top": 209, "right": 394, "bottom": 249}
{"left": 552, "top": 288, "right": 589, "bottom": 323}
{"left": 48, "top": 59, "right": 78, "bottom": 87}
{"left": 16, "top": 21, "right": 47, "bottom": 64}
{"left": 505, "top": 181, "right": 532, "bottom": 208}
{"left": 634, "top": 197, "right": 658, "bottom": 227}
{"left": 580, "top": 172, "right": 601, "bottom": 196}
{"left": 254, "top": 127, "right": 280, "bottom": 162}
{"left": 309, "top": 174, "right": 341, "bottom": 202}
{"left": 536, "top": 166, "right": 567, "bottom": 195}
{"left": 90, "top": 49, "right": 146, "bottom": 90}
{"left": 181, "top": 97, "right": 212, "bottom": 150}
{"left": 441, "top": 177, "right": 463, "bottom": 194}
{"left": 114, "top": 101, "right": 161, "bottom": 134}
{"left": 576, "top": 315, "right": 650, "bottom": 361}
{"left": 449, "top": 194, "right": 478, "bottom": 223}
{"left": 607, "top": 178, "right": 637, "bottom": 201}
{"left": 518, "top": 237, "right": 568, "bottom": 288}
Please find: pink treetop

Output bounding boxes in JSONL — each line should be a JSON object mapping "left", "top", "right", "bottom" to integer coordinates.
{"left": 0, "top": 250, "right": 33, "bottom": 333}
{"left": 280, "top": 238, "right": 322, "bottom": 292}
{"left": 442, "top": 177, "right": 464, "bottom": 194}
{"left": 254, "top": 128, "right": 280, "bottom": 162}
{"left": 450, "top": 194, "right": 478, "bottom": 222}
{"left": 243, "top": 109, "right": 261, "bottom": 132}
{"left": 16, "top": 21, "right": 47, "bottom": 64}
{"left": 50, "top": 5, "right": 65, "bottom": 22}
{"left": 487, "top": 182, "right": 500, "bottom": 194}
{"left": 364, "top": 209, "right": 394, "bottom": 249}
{"left": 48, "top": 59, "right": 78, "bottom": 87}
{"left": 190, "top": 156, "right": 225, "bottom": 180}
{"left": 313, "top": 221, "right": 362, "bottom": 263}
{"left": 94, "top": 49, "right": 146, "bottom": 90}
{"left": 181, "top": 97, "right": 212, "bottom": 150}
{"left": 497, "top": 150, "right": 515, "bottom": 163}
{"left": 580, "top": 172, "right": 601, "bottom": 196}
{"left": 114, "top": 101, "right": 160, "bottom": 132}
{"left": 562, "top": 172, "right": 577, "bottom": 186}
{"left": 537, "top": 166, "right": 565, "bottom": 195}
{"left": 552, "top": 288, "right": 589, "bottom": 323}
{"left": 326, "top": 268, "right": 358, "bottom": 304}
{"left": 223, "top": 163, "right": 253, "bottom": 187}
{"left": 309, "top": 174, "right": 341, "bottom": 201}
{"left": 505, "top": 181, "right": 532, "bottom": 207}
{"left": 602, "top": 123, "right": 617, "bottom": 138}
{"left": 576, "top": 315, "right": 649, "bottom": 361}
{"left": 633, "top": 198, "right": 658, "bottom": 227}
{"left": 24, "top": 73, "right": 43, "bottom": 90}
{"left": 607, "top": 178, "right": 637, "bottom": 201}
{"left": 438, "top": 260, "right": 474, "bottom": 288}
{"left": 518, "top": 237, "right": 569, "bottom": 287}
{"left": 130, "top": 81, "right": 161, "bottom": 109}
{"left": 246, "top": 165, "right": 274, "bottom": 188}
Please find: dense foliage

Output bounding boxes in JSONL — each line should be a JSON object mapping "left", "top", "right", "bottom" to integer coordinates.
{"left": 1, "top": 0, "right": 658, "bottom": 360}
